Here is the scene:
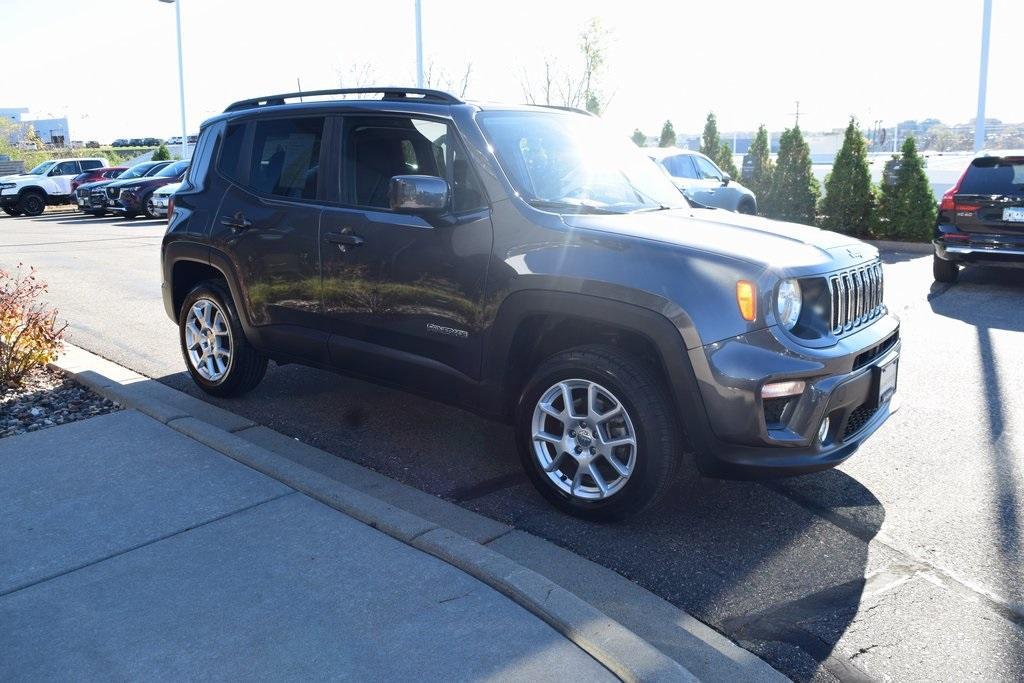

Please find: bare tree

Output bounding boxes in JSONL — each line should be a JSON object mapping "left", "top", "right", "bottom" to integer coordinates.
{"left": 519, "top": 19, "right": 610, "bottom": 113}
{"left": 423, "top": 60, "right": 473, "bottom": 97}
{"left": 337, "top": 61, "right": 377, "bottom": 89}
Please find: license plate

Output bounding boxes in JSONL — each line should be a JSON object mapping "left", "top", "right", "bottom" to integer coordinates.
{"left": 875, "top": 357, "right": 898, "bottom": 406}
{"left": 1004, "top": 207, "right": 1024, "bottom": 222}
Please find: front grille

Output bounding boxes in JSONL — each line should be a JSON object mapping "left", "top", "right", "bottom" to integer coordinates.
{"left": 829, "top": 260, "right": 884, "bottom": 335}
{"left": 77, "top": 188, "right": 89, "bottom": 198}
{"left": 843, "top": 403, "right": 878, "bottom": 440}
{"left": 106, "top": 187, "right": 120, "bottom": 200}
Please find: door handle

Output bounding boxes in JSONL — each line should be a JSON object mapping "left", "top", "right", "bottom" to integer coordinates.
{"left": 220, "top": 214, "right": 252, "bottom": 231}
{"left": 324, "top": 232, "right": 365, "bottom": 247}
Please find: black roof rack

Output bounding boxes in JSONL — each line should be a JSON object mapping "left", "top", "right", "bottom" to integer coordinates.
{"left": 224, "top": 87, "right": 462, "bottom": 113}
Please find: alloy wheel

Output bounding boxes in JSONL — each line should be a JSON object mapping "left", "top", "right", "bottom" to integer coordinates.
{"left": 184, "top": 298, "right": 233, "bottom": 382}
{"left": 531, "top": 378, "right": 638, "bottom": 500}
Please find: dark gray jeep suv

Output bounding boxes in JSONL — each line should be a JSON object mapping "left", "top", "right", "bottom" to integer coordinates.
{"left": 161, "top": 88, "right": 901, "bottom": 519}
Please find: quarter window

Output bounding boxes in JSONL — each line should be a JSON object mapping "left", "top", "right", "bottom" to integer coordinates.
{"left": 218, "top": 123, "right": 245, "bottom": 181}
{"left": 247, "top": 117, "right": 324, "bottom": 200}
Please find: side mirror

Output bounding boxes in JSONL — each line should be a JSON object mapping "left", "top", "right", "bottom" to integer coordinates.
{"left": 389, "top": 175, "right": 449, "bottom": 213}
{"left": 721, "top": 173, "right": 731, "bottom": 186}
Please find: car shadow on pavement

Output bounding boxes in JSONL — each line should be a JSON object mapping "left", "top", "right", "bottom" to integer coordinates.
{"left": 9, "top": 214, "right": 163, "bottom": 227}
{"left": 928, "top": 263, "right": 1024, "bottom": 674}
{"left": 150, "top": 359, "right": 886, "bottom": 681}
{"left": 877, "top": 248, "right": 929, "bottom": 266}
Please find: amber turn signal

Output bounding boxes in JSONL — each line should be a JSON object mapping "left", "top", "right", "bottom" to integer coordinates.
{"left": 736, "top": 280, "right": 757, "bottom": 321}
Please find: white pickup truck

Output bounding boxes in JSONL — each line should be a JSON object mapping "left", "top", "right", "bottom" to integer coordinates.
{"left": 0, "top": 157, "right": 107, "bottom": 217}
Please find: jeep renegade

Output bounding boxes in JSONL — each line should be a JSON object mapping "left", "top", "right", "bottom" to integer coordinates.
{"left": 161, "top": 88, "right": 901, "bottom": 519}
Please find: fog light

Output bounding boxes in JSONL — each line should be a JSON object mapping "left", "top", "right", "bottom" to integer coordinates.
{"left": 818, "top": 417, "right": 831, "bottom": 443}
{"left": 761, "top": 380, "right": 806, "bottom": 399}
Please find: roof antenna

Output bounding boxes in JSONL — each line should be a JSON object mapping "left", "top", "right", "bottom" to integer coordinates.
{"left": 297, "top": 78, "right": 303, "bottom": 102}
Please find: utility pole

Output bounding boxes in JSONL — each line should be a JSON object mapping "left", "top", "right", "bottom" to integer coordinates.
{"left": 974, "top": 0, "right": 993, "bottom": 152}
{"left": 157, "top": 0, "right": 188, "bottom": 159}
{"left": 790, "top": 101, "right": 802, "bottom": 127}
{"left": 414, "top": 0, "right": 424, "bottom": 88}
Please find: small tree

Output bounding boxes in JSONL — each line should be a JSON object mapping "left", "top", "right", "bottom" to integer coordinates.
{"left": 631, "top": 129, "right": 646, "bottom": 146}
{"left": 659, "top": 120, "right": 676, "bottom": 147}
{"left": 877, "top": 136, "right": 936, "bottom": 241}
{"left": 763, "top": 125, "right": 819, "bottom": 224}
{"left": 820, "top": 117, "right": 875, "bottom": 236}
{"left": 744, "top": 124, "right": 773, "bottom": 203}
{"left": 700, "top": 112, "right": 721, "bottom": 160}
{"left": 25, "top": 125, "right": 44, "bottom": 150}
{"left": 151, "top": 144, "right": 171, "bottom": 161}
{"left": 718, "top": 142, "right": 739, "bottom": 179}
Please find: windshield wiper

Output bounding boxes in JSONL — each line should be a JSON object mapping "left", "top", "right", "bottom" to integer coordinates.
{"left": 525, "top": 199, "right": 626, "bottom": 215}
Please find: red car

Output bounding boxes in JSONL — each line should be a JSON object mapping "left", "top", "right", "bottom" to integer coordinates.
{"left": 70, "top": 166, "right": 127, "bottom": 194}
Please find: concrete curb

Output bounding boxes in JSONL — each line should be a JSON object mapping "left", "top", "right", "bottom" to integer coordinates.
{"left": 866, "top": 239, "right": 933, "bottom": 255}
{"left": 51, "top": 344, "right": 696, "bottom": 682}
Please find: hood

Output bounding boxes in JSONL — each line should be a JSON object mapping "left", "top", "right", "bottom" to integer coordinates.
{"left": 78, "top": 179, "right": 118, "bottom": 191}
{"left": 154, "top": 182, "right": 182, "bottom": 196}
{"left": 561, "top": 207, "right": 873, "bottom": 273}
{"left": 0, "top": 173, "right": 38, "bottom": 184}
{"left": 106, "top": 175, "right": 167, "bottom": 189}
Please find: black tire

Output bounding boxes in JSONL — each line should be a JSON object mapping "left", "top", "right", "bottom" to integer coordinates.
{"left": 515, "top": 344, "right": 689, "bottom": 520}
{"left": 2, "top": 206, "right": 21, "bottom": 217}
{"left": 933, "top": 254, "right": 959, "bottom": 283}
{"left": 143, "top": 194, "right": 159, "bottom": 219}
{"left": 17, "top": 191, "right": 45, "bottom": 217}
{"left": 123, "top": 211, "right": 138, "bottom": 219}
{"left": 179, "top": 280, "right": 267, "bottom": 397}
{"left": 737, "top": 199, "right": 757, "bottom": 215}
{"left": 89, "top": 209, "right": 107, "bottom": 217}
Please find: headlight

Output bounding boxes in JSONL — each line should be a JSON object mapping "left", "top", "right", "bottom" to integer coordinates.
{"left": 120, "top": 185, "right": 141, "bottom": 193}
{"left": 0, "top": 183, "right": 15, "bottom": 190}
{"left": 776, "top": 279, "right": 802, "bottom": 330}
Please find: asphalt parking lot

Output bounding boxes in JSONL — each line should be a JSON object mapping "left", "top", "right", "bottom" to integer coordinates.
{"left": 3, "top": 210, "right": 1023, "bottom": 682}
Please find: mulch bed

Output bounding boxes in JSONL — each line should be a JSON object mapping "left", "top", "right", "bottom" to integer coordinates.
{"left": 0, "top": 366, "right": 120, "bottom": 439}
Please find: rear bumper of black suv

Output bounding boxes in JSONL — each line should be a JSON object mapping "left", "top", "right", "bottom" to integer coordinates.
{"left": 933, "top": 233, "right": 1024, "bottom": 265}
{"left": 687, "top": 313, "right": 900, "bottom": 479}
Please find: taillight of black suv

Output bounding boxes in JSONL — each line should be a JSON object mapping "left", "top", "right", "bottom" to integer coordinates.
{"left": 933, "top": 153, "right": 1024, "bottom": 283}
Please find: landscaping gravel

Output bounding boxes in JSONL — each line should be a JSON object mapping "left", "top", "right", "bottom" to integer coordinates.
{"left": 0, "top": 366, "right": 119, "bottom": 438}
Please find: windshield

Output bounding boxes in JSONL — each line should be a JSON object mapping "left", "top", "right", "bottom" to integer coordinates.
{"left": 119, "top": 163, "right": 156, "bottom": 180}
{"left": 478, "top": 111, "right": 686, "bottom": 213}
{"left": 156, "top": 161, "right": 188, "bottom": 178}
{"left": 26, "top": 161, "right": 57, "bottom": 176}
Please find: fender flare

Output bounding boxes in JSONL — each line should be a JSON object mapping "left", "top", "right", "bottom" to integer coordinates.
{"left": 481, "top": 289, "right": 715, "bottom": 456}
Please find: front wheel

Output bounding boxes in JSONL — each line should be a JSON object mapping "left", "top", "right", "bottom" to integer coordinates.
{"left": 516, "top": 345, "right": 689, "bottom": 520}
{"left": 737, "top": 198, "right": 757, "bottom": 215}
{"left": 179, "top": 281, "right": 267, "bottom": 397}
{"left": 933, "top": 254, "right": 959, "bottom": 283}
{"left": 17, "top": 192, "right": 45, "bottom": 217}
{"left": 144, "top": 195, "right": 159, "bottom": 219}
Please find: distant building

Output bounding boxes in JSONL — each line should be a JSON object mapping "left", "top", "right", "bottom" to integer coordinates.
{"left": 0, "top": 107, "right": 70, "bottom": 147}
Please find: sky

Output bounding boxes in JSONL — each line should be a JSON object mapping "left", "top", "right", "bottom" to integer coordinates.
{"left": 4, "top": 0, "right": 1021, "bottom": 143}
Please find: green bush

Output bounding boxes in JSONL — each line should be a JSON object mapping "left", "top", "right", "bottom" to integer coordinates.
{"left": 151, "top": 144, "right": 171, "bottom": 161}
{"left": 875, "top": 136, "right": 936, "bottom": 241}
{"left": 658, "top": 120, "right": 676, "bottom": 147}
{"left": 762, "top": 126, "right": 819, "bottom": 225}
{"left": 744, "top": 125, "right": 773, "bottom": 206}
{"left": 819, "top": 118, "right": 875, "bottom": 236}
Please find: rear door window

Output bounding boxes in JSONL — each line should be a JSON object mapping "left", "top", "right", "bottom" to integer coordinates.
{"left": 80, "top": 159, "right": 103, "bottom": 171}
{"left": 54, "top": 161, "right": 81, "bottom": 175}
{"left": 960, "top": 159, "right": 1024, "bottom": 195}
{"left": 247, "top": 117, "right": 324, "bottom": 200}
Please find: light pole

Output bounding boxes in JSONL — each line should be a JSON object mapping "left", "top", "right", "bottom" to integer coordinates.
{"left": 158, "top": 0, "right": 188, "bottom": 159}
{"left": 974, "top": 0, "right": 993, "bottom": 152}
{"left": 414, "top": 0, "right": 424, "bottom": 88}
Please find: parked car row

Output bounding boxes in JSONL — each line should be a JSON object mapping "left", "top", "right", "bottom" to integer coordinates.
{"left": 0, "top": 158, "right": 108, "bottom": 216}
{"left": 76, "top": 160, "right": 188, "bottom": 219}
{"left": 110, "top": 136, "right": 198, "bottom": 147}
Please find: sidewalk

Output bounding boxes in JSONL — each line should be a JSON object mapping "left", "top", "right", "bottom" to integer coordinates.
{"left": 0, "top": 410, "right": 617, "bottom": 681}
{"left": 0, "top": 344, "right": 786, "bottom": 681}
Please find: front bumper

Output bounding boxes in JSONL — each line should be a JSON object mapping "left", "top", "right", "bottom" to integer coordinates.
{"left": 689, "top": 313, "right": 901, "bottom": 478}
{"left": 0, "top": 193, "right": 17, "bottom": 209}
{"left": 150, "top": 196, "right": 169, "bottom": 217}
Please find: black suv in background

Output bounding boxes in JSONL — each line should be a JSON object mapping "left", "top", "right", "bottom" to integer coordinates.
{"left": 162, "top": 88, "right": 900, "bottom": 519}
{"left": 933, "top": 151, "right": 1024, "bottom": 283}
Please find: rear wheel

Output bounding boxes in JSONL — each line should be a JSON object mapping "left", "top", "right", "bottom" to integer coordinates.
{"left": 516, "top": 345, "right": 688, "bottom": 520}
{"left": 179, "top": 280, "right": 267, "bottom": 397}
{"left": 2, "top": 206, "right": 21, "bottom": 217}
{"left": 737, "top": 198, "right": 757, "bottom": 215}
{"left": 933, "top": 254, "right": 959, "bottom": 283}
{"left": 144, "top": 194, "right": 159, "bottom": 219}
{"left": 18, "top": 191, "right": 45, "bottom": 217}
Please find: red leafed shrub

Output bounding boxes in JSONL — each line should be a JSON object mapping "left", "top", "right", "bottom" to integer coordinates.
{"left": 0, "top": 265, "right": 67, "bottom": 387}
